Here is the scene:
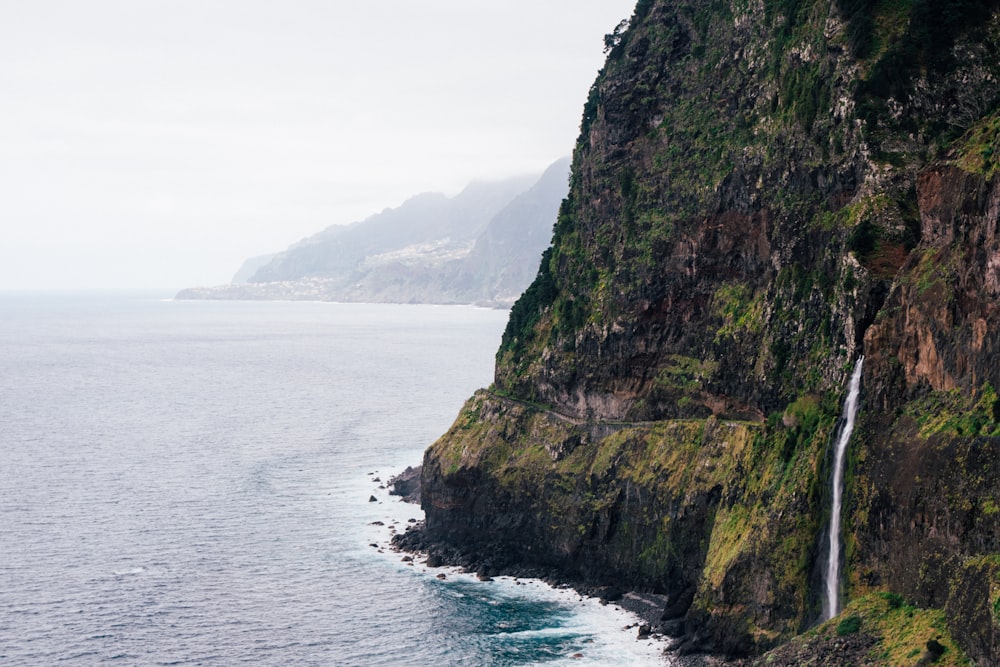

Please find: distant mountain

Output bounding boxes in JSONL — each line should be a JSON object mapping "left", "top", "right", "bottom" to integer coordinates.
{"left": 176, "top": 158, "right": 569, "bottom": 307}
{"left": 439, "top": 158, "right": 571, "bottom": 304}
{"left": 231, "top": 253, "right": 277, "bottom": 283}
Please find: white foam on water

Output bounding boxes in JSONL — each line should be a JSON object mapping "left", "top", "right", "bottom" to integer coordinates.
{"left": 356, "top": 469, "right": 672, "bottom": 666}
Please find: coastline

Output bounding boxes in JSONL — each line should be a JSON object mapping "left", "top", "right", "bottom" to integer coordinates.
{"left": 390, "top": 522, "right": 730, "bottom": 667}
{"left": 359, "top": 465, "right": 674, "bottom": 666}
{"left": 376, "top": 467, "right": 734, "bottom": 667}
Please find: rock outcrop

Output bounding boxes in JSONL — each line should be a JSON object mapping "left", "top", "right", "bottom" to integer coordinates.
{"left": 408, "top": 0, "right": 1000, "bottom": 662}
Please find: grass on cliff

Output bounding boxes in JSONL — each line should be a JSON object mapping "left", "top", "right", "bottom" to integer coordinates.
{"left": 905, "top": 384, "right": 1000, "bottom": 438}
{"left": 760, "top": 592, "right": 971, "bottom": 665}
{"left": 431, "top": 381, "right": 851, "bottom": 638}
{"left": 834, "top": 593, "right": 969, "bottom": 665}
{"left": 953, "top": 110, "right": 1000, "bottom": 178}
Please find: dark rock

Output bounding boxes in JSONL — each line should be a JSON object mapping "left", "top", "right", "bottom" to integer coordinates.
{"left": 747, "top": 628, "right": 879, "bottom": 666}
{"left": 410, "top": 2, "right": 1000, "bottom": 663}
{"left": 661, "top": 587, "right": 695, "bottom": 620}
{"left": 661, "top": 619, "right": 685, "bottom": 638}
{"left": 926, "top": 638, "right": 946, "bottom": 661}
{"left": 597, "top": 586, "right": 624, "bottom": 602}
{"left": 388, "top": 466, "right": 422, "bottom": 504}
{"left": 368, "top": 495, "right": 377, "bottom": 503}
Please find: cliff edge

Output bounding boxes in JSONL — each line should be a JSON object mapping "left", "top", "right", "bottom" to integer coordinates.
{"left": 408, "top": 0, "right": 1000, "bottom": 662}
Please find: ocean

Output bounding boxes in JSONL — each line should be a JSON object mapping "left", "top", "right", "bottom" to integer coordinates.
{"left": 0, "top": 293, "right": 665, "bottom": 666}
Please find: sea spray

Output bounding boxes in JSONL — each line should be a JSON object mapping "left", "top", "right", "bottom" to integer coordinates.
{"left": 824, "top": 357, "right": 864, "bottom": 620}
{"left": 361, "top": 468, "right": 668, "bottom": 667}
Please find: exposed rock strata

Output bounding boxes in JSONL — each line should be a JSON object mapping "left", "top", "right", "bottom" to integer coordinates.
{"left": 412, "top": 0, "right": 1000, "bottom": 662}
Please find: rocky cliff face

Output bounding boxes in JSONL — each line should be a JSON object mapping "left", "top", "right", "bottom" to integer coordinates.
{"left": 413, "top": 0, "right": 1000, "bottom": 662}
{"left": 857, "top": 128, "right": 1000, "bottom": 666}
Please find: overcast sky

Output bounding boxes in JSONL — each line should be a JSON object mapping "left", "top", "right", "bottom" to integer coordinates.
{"left": 0, "top": 1, "right": 636, "bottom": 291}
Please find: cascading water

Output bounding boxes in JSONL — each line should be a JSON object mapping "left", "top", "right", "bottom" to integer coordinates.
{"left": 823, "top": 356, "right": 864, "bottom": 621}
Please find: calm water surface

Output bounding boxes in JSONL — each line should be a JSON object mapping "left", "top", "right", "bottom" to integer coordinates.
{"left": 0, "top": 293, "right": 665, "bottom": 666}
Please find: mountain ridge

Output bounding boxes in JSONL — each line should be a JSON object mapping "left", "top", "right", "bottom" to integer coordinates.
{"left": 177, "top": 158, "right": 570, "bottom": 307}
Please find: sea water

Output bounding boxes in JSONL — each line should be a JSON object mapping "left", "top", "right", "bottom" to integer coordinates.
{"left": 0, "top": 293, "right": 666, "bottom": 666}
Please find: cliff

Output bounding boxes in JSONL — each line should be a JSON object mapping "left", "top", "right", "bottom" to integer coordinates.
{"left": 176, "top": 159, "right": 569, "bottom": 307}
{"left": 408, "top": 0, "right": 1000, "bottom": 662}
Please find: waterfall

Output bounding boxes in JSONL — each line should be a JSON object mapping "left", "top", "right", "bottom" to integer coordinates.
{"left": 823, "top": 356, "right": 864, "bottom": 621}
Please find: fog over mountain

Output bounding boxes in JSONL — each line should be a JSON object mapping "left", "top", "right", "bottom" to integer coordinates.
{"left": 231, "top": 254, "right": 277, "bottom": 284}
{"left": 177, "top": 158, "right": 570, "bottom": 307}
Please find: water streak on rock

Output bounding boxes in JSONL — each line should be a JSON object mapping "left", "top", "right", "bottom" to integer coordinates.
{"left": 824, "top": 357, "right": 864, "bottom": 620}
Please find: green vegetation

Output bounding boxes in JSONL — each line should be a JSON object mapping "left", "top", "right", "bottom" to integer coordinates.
{"left": 428, "top": 387, "right": 842, "bottom": 629}
{"left": 883, "top": 591, "right": 906, "bottom": 609}
{"left": 829, "top": 191, "right": 921, "bottom": 278}
{"left": 580, "top": 78, "right": 602, "bottom": 138}
{"left": 654, "top": 356, "right": 719, "bottom": 394}
{"left": 447, "top": 0, "right": 1000, "bottom": 661}
{"left": 713, "top": 283, "right": 765, "bottom": 341}
{"left": 848, "top": 217, "right": 879, "bottom": 258}
{"left": 905, "top": 384, "right": 1000, "bottom": 438}
{"left": 780, "top": 59, "right": 833, "bottom": 131}
{"left": 603, "top": 19, "right": 630, "bottom": 56}
{"left": 855, "top": 0, "right": 1000, "bottom": 141}
{"left": 472, "top": 247, "right": 923, "bottom": 649}
{"left": 764, "top": 0, "right": 818, "bottom": 53}
{"left": 845, "top": 593, "right": 968, "bottom": 665}
{"left": 500, "top": 246, "right": 558, "bottom": 356}
{"left": 867, "top": 0, "right": 995, "bottom": 71}
{"left": 836, "top": 614, "right": 863, "bottom": 635}
{"left": 764, "top": 593, "right": 971, "bottom": 665}
{"left": 902, "top": 246, "right": 958, "bottom": 295}
{"left": 954, "top": 111, "right": 1000, "bottom": 177}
